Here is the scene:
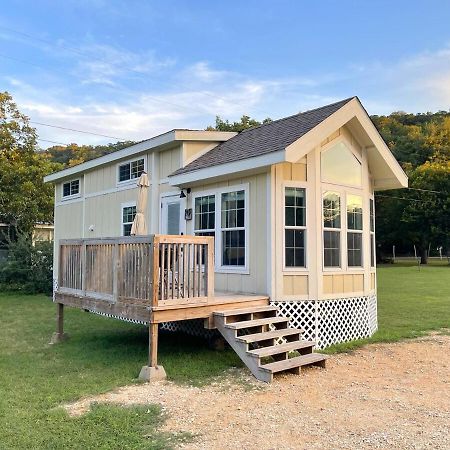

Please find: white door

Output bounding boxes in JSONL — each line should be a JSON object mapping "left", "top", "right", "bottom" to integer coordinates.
{"left": 160, "top": 195, "right": 186, "bottom": 235}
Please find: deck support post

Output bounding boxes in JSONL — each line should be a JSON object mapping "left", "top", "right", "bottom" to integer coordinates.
{"left": 49, "top": 303, "right": 69, "bottom": 344}
{"left": 139, "top": 322, "right": 166, "bottom": 382}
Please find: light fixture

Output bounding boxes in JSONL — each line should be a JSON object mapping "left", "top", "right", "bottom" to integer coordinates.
{"left": 179, "top": 188, "right": 191, "bottom": 199}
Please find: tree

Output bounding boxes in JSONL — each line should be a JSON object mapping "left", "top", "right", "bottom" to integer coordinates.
{"left": 206, "top": 115, "right": 272, "bottom": 132}
{"left": 0, "top": 92, "right": 61, "bottom": 236}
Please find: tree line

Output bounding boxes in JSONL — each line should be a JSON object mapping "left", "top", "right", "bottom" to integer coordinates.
{"left": 1, "top": 91, "right": 448, "bottom": 263}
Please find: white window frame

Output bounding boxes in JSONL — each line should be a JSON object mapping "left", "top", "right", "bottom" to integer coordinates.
{"left": 283, "top": 182, "right": 308, "bottom": 271}
{"left": 61, "top": 178, "right": 81, "bottom": 200}
{"left": 192, "top": 183, "right": 249, "bottom": 274}
{"left": 370, "top": 196, "right": 376, "bottom": 268}
{"left": 120, "top": 201, "right": 137, "bottom": 236}
{"left": 322, "top": 189, "right": 343, "bottom": 271}
{"left": 346, "top": 193, "right": 364, "bottom": 269}
{"left": 116, "top": 156, "right": 147, "bottom": 186}
{"left": 193, "top": 193, "right": 216, "bottom": 236}
{"left": 320, "top": 136, "right": 363, "bottom": 189}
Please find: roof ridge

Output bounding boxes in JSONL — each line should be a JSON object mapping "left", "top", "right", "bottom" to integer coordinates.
{"left": 239, "top": 96, "right": 356, "bottom": 134}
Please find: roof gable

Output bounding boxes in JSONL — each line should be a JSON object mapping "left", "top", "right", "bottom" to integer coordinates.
{"left": 170, "top": 98, "right": 354, "bottom": 177}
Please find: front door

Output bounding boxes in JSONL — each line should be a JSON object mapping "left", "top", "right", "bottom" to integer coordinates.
{"left": 160, "top": 195, "right": 186, "bottom": 235}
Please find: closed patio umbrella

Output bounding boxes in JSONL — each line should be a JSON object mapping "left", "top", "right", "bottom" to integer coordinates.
{"left": 130, "top": 172, "right": 149, "bottom": 235}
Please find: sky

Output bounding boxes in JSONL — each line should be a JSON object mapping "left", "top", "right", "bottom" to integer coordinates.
{"left": 1, "top": 0, "right": 450, "bottom": 148}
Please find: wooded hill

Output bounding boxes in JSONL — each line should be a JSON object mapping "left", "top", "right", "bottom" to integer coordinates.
{"left": 1, "top": 90, "right": 448, "bottom": 262}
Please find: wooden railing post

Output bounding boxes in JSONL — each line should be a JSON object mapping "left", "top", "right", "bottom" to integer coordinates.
{"left": 206, "top": 236, "right": 215, "bottom": 298}
{"left": 152, "top": 236, "right": 160, "bottom": 307}
{"left": 81, "top": 241, "right": 87, "bottom": 296}
{"left": 112, "top": 243, "right": 118, "bottom": 303}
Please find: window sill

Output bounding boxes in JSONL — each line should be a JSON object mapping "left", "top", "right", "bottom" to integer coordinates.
{"left": 215, "top": 266, "right": 250, "bottom": 275}
{"left": 61, "top": 193, "right": 81, "bottom": 201}
{"left": 116, "top": 179, "right": 139, "bottom": 187}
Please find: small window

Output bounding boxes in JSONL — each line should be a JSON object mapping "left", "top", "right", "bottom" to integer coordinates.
{"left": 221, "top": 190, "right": 245, "bottom": 266}
{"left": 324, "top": 230, "right": 340, "bottom": 267}
{"left": 347, "top": 195, "right": 363, "bottom": 267}
{"left": 347, "top": 232, "right": 363, "bottom": 267}
{"left": 347, "top": 195, "right": 363, "bottom": 230}
{"left": 285, "top": 187, "right": 306, "bottom": 268}
{"left": 118, "top": 158, "right": 145, "bottom": 183}
{"left": 323, "top": 192, "right": 341, "bottom": 268}
{"left": 62, "top": 179, "right": 80, "bottom": 197}
{"left": 194, "top": 195, "right": 215, "bottom": 234}
{"left": 122, "top": 205, "right": 136, "bottom": 236}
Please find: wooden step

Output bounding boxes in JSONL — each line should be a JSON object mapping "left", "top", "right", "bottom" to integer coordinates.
{"left": 213, "top": 305, "right": 278, "bottom": 317}
{"left": 236, "top": 328, "right": 303, "bottom": 344}
{"left": 248, "top": 340, "right": 316, "bottom": 358}
{"left": 225, "top": 316, "right": 289, "bottom": 330}
{"left": 260, "top": 353, "right": 328, "bottom": 373}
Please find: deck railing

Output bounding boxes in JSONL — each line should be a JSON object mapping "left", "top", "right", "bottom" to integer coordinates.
{"left": 57, "top": 235, "right": 215, "bottom": 307}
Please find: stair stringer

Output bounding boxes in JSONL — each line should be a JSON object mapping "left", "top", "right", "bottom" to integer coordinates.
{"left": 214, "top": 316, "right": 273, "bottom": 383}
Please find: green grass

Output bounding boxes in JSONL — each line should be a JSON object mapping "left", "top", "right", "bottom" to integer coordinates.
{"left": 325, "top": 264, "right": 450, "bottom": 353}
{"left": 0, "top": 292, "right": 241, "bottom": 449}
{"left": 1, "top": 264, "right": 448, "bottom": 448}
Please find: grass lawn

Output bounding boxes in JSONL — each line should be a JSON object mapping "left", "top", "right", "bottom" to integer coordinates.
{"left": 0, "top": 264, "right": 448, "bottom": 448}
{"left": 0, "top": 293, "right": 241, "bottom": 449}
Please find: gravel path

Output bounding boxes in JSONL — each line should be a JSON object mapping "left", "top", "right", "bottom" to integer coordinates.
{"left": 65, "top": 334, "right": 450, "bottom": 449}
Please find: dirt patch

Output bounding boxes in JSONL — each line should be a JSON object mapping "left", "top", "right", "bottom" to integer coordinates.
{"left": 65, "top": 335, "right": 450, "bottom": 449}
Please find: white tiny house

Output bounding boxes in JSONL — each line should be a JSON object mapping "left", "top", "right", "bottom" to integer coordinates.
{"left": 45, "top": 97, "right": 407, "bottom": 381}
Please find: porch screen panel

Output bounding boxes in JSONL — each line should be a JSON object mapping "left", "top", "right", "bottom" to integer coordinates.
{"left": 221, "top": 190, "right": 245, "bottom": 266}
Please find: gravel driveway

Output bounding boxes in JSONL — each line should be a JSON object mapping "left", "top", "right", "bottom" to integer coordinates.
{"left": 66, "top": 334, "right": 450, "bottom": 449}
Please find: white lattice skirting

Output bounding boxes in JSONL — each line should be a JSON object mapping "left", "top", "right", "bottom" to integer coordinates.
{"left": 272, "top": 295, "right": 378, "bottom": 349}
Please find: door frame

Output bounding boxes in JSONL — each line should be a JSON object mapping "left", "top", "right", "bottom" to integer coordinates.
{"left": 159, "top": 192, "right": 187, "bottom": 235}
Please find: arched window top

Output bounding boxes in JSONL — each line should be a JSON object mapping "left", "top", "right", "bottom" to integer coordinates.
{"left": 321, "top": 141, "right": 362, "bottom": 186}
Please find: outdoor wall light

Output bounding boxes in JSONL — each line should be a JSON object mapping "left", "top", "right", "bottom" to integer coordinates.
{"left": 179, "top": 188, "right": 191, "bottom": 199}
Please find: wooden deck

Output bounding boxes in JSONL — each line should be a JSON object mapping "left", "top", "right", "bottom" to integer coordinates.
{"left": 53, "top": 235, "right": 269, "bottom": 380}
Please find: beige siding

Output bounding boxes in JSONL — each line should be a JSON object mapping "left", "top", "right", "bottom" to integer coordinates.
{"left": 283, "top": 275, "right": 308, "bottom": 296}
{"left": 183, "top": 141, "right": 219, "bottom": 164}
{"left": 84, "top": 188, "right": 140, "bottom": 237}
{"left": 159, "top": 146, "right": 182, "bottom": 179}
{"left": 323, "top": 274, "right": 365, "bottom": 295}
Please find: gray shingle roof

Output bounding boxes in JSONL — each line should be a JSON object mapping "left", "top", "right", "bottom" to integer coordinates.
{"left": 170, "top": 97, "right": 355, "bottom": 177}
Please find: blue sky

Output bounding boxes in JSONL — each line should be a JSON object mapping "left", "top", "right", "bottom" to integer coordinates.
{"left": 1, "top": 0, "right": 450, "bottom": 148}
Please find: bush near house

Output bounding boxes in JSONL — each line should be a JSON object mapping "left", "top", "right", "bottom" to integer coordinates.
{"left": 0, "top": 234, "right": 53, "bottom": 294}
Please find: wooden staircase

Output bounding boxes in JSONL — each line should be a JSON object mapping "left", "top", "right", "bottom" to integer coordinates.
{"left": 213, "top": 305, "right": 327, "bottom": 383}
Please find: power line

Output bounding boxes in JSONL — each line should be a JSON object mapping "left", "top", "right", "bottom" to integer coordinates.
{"left": 0, "top": 25, "right": 234, "bottom": 105}
{"left": 376, "top": 194, "right": 434, "bottom": 203}
{"left": 405, "top": 187, "right": 444, "bottom": 195}
{"left": 30, "top": 121, "right": 127, "bottom": 140}
{"left": 38, "top": 138, "right": 69, "bottom": 146}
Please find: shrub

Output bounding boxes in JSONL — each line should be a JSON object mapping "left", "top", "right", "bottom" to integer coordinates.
{"left": 0, "top": 234, "right": 53, "bottom": 295}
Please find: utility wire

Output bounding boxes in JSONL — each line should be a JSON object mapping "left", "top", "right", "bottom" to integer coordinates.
{"left": 0, "top": 25, "right": 233, "bottom": 104}
{"left": 38, "top": 138, "right": 69, "bottom": 146}
{"left": 376, "top": 194, "right": 437, "bottom": 203}
{"left": 30, "top": 121, "right": 127, "bottom": 140}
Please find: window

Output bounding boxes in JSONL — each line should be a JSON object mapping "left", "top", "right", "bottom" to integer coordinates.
{"left": 62, "top": 179, "right": 80, "bottom": 198}
{"left": 370, "top": 198, "right": 375, "bottom": 267}
{"left": 194, "top": 195, "right": 215, "bottom": 237}
{"left": 122, "top": 205, "right": 136, "bottom": 236}
{"left": 118, "top": 158, "right": 145, "bottom": 183}
{"left": 220, "top": 190, "right": 245, "bottom": 267}
{"left": 347, "top": 195, "right": 363, "bottom": 267}
{"left": 321, "top": 141, "right": 362, "bottom": 186}
{"left": 323, "top": 191, "right": 341, "bottom": 268}
{"left": 284, "top": 187, "right": 306, "bottom": 267}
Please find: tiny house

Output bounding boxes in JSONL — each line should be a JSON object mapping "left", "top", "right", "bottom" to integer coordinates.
{"left": 44, "top": 97, "right": 407, "bottom": 382}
